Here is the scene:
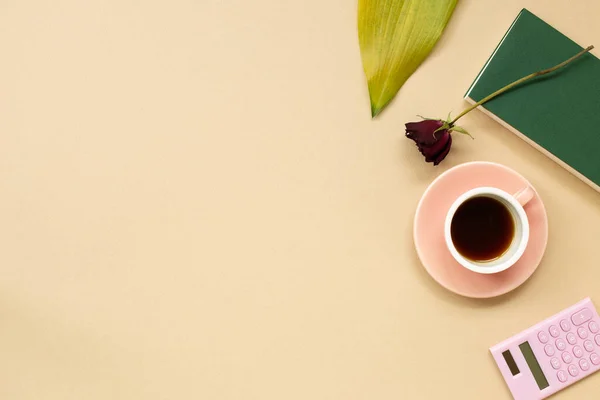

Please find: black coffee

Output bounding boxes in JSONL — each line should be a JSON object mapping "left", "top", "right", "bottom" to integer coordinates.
{"left": 450, "top": 196, "right": 515, "bottom": 262}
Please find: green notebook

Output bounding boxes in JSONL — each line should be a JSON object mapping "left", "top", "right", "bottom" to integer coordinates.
{"left": 465, "top": 9, "right": 600, "bottom": 192}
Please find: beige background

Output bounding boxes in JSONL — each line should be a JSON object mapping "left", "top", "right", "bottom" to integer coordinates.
{"left": 0, "top": 0, "right": 599, "bottom": 399}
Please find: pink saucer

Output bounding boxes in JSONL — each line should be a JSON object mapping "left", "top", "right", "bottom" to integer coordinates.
{"left": 414, "top": 161, "right": 548, "bottom": 298}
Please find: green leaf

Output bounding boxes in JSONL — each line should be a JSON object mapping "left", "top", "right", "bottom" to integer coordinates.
{"left": 416, "top": 115, "right": 440, "bottom": 121}
{"left": 433, "top": 122, "right": 450, "bottom": 134}
{"left": 450, "top": 125, "right": 474, "bottom": 139}
{"left": 358, "top": 0, "right": 458, "bottom": 117}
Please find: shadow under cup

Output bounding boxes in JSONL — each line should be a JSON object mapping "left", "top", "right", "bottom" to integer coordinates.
{"left": 444, "top": 187, "right": 530, "bottom": 275}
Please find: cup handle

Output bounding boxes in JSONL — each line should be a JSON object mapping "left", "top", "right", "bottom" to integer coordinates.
{"left": 514, "top": 186, "right": 535, "bottom": 207}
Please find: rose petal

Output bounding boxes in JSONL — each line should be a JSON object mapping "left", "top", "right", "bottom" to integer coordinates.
{"left": 433, "top": 134, "right": 452, "bottom": 165}
{"left": 405, "top": 119, "right": 444, "bottom": 146}
{"left": 419, "top": 131, "right": 450, "bottom": 162}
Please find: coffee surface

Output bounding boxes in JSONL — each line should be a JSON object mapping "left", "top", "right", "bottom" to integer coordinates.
{"left": 450, "top": 196, "right": 515, "bottom": 262}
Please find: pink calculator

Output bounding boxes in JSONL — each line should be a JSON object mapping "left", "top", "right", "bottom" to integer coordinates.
{"left": 491, "top": 298, "right": 600, "bottom": 399}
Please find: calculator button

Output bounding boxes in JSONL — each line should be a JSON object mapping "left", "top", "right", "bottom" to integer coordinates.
{"left": 578, "top": 327, "right": 589, "bottom": 339}
{"left": 556, "top": 338, "right": 567, "bottom": 351}
{"left": 549, "top": 325, "right": 560, "bottom": 338}
{"left": 590, "top": 321, "right": 600, "bottom": 334}
{"left": 591, "top": 353, "right": 600, "bottom": 366}
{"left": 557, "top": 370, "right": 568, "bottom": 382}
{"left": 550, "top": 358, "right": 561, "bottom": 370}
{"left": 573, "top": 346, "right": 584, "bottom": 358}
{"left": 584, "top": 340, "right": 595, "bottom": 352}
{"left": 595, "top": 335, "right": 600, "bottom": 346}
{"left": 562, "top": 352, "right": 573, "bottom": 364}
{"left": 572, "top": 308, "right": 593, "bottom": 326}
{"left": 560, "top": 319, "right": 571, "bottom": 332}
{"left": 538, "top": 331, "right": 549, "bottom": 343}
{"left": 544, "top": 345, "right": 555, "bottom": 356}
{"left": 580, "top": 359, "right": 591, "bottom": 371}
{"left": 567, "top": 333, "right": 577, "bottom": 345}
{"left": 568, "top": 364, "right": 579, "bottom": 377}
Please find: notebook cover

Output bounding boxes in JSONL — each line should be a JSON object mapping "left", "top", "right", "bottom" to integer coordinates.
{"left": 465, "top": 9, "right": 600, "bottom": 193}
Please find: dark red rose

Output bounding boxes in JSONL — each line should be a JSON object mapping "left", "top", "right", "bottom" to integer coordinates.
{"left": 405, "top": 119, "right": 453, "bottom": 166}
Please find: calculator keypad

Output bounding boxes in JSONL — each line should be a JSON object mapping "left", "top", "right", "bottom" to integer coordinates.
{"left": 568, "top": 365, "right": 579, "bottom": 377}
{"left": 557, "top": 370, "right": 568, "bottom": 382}
{"left": 535, "top": 309, "right": 600, "bottom": 385}
{"left": 492, "top": 301, "right": 600, "bottom": 400}
{"left": 572, "top": 308, "right": 593, "bottom": 325}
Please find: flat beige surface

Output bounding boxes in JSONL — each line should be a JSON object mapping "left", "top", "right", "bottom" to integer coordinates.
{"left": 0, "top": 0, "right": 599, "bottom": 399}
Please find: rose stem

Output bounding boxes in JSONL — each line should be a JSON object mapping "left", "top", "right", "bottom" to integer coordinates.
{"left": 450, "top": 45, "right": 594, "bottom": 125}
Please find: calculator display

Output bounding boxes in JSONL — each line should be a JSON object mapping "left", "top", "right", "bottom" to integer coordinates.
{"left": 519, "top": 341, "right": 549, "bottom": 390}
{"left": 502, "top": 350, "right": 520, "bottom": 376}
